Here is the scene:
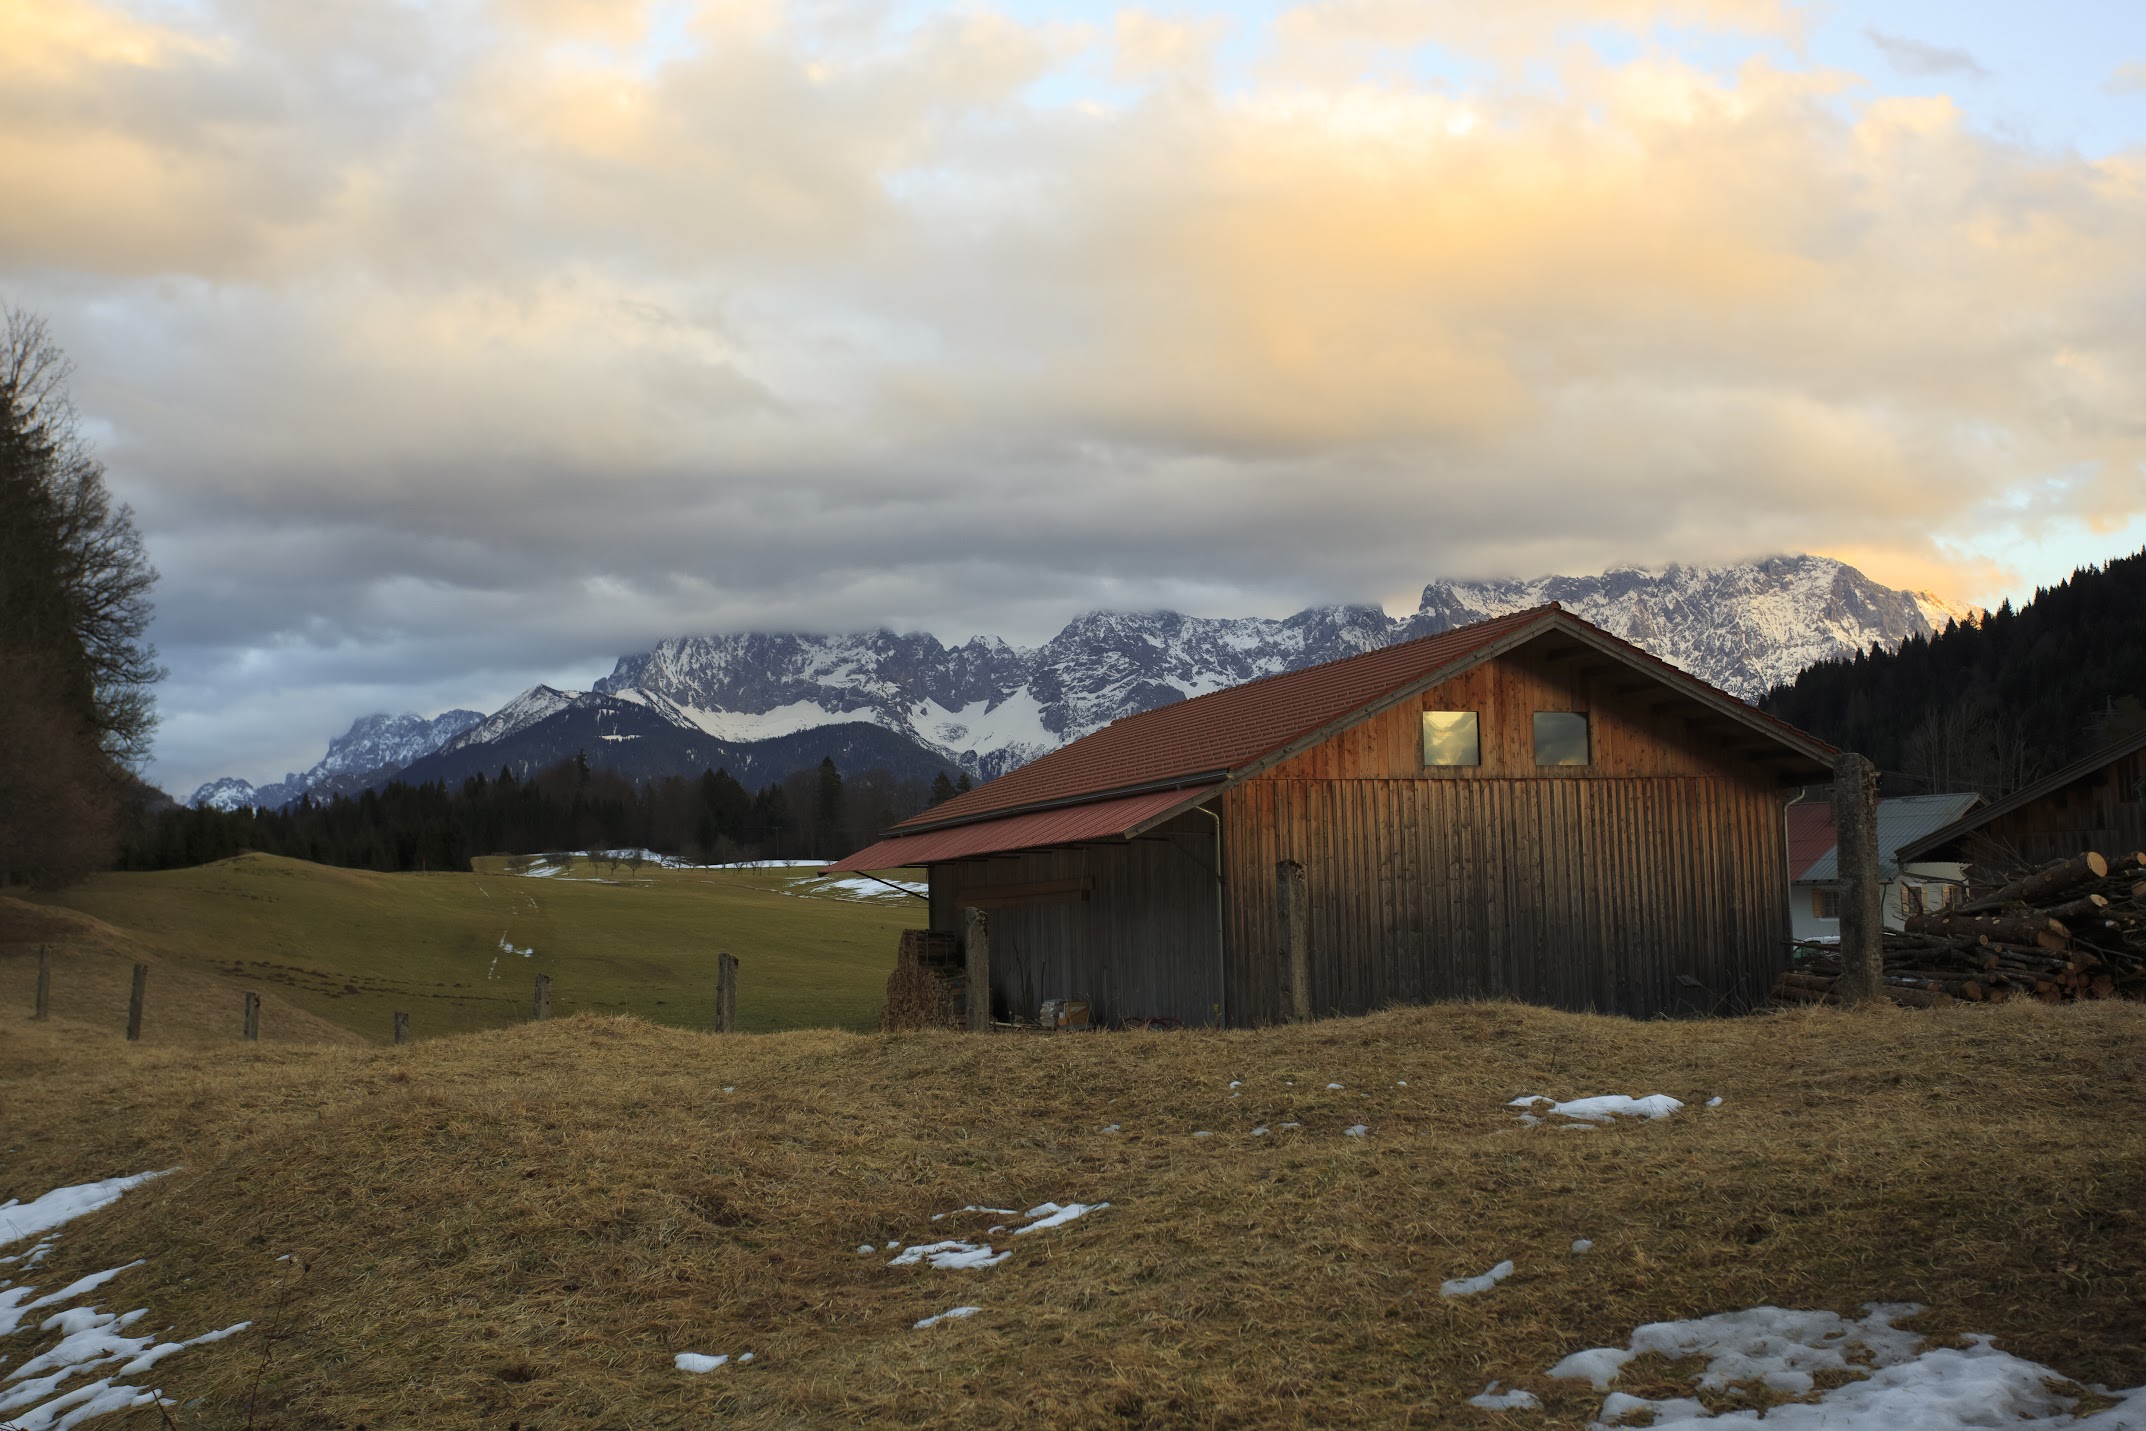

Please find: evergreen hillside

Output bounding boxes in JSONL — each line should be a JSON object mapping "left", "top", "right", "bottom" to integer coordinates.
{"left": 1762, "top": 547, "right": 2146, "bottom": 797}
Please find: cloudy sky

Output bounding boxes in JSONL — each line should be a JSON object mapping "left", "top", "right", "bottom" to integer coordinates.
{"left": 5, "top": 0, "right": 2145, "bottom": 795}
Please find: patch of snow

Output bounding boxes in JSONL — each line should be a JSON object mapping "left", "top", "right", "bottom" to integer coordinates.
{"left": 856, "top": 1245, "right": 875, "bottom": 1255}
{"left": 1251, "top": 1127, "right": 1269, "bottom": 1137}
{"left": 915, "top": 1306, "right": 982, "bottom": 1330}
{"left": 1441, "top": 1260, "right": 1516, "bottom": 1298}
{"left": 1100, "top": 1124, "right": 1120, "bottom": 1133}
{"left": 1327, "top": 1083, "right": 1344, "bottom": 1090}
{"left": 1014, "top": 1203, "right": 1107, "bottom": 1235}
{"left": 1707, "top": 1096, "right": 1724, "bottom": 1107}
{"left": 888, "top": 1241, "right": 1009, "bottom": 1271}
{"left": 1468, "top": 1382, "right": 1541, "bottom": 1411}
{"left": 675, "top": 1352, "right": 738, "bottom": 1373}
{"left": 0, "top": 1173, "right": 171, "bottom": 1249}
{"left": 1538, "top": 1301, "right": 2146, "bottom": 1429}
{"left": 1572, "top": 1239, "right": 1595, "bottom": 1253}
{"left": 1510, "top": 1094, "right": 1684, "bottom": 1124}
{"left": 1191, "top": 1130, "right": 1213, "bottom": 1139}
{"left": 1344, "top": 1124, "right": 1369, "bottom": 1137}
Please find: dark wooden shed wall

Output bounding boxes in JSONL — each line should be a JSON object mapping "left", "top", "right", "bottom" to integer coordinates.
{"left": 1216, "top": 648, "right": 1794, "bottom": 1020}
{"left": 927, "top": 811, "right": 1222, "bottom": 1025}
{"left": 1953, "top": 743, "right": 2146, "bottom": 868}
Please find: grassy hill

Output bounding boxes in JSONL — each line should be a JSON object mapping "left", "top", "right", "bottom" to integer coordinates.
{"left": 1, "top": 998, "right": 2141, "bottom": 1428}
{"left": 10, "top": 852, "right": 915, "bottom": 1043}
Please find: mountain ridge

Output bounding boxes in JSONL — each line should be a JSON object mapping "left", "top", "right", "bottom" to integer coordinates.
{"left": 189, "top": 556, "right": 1972, "bottom": 810}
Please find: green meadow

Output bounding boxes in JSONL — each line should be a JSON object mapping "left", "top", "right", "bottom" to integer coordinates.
{"left": 31, "top": 852, "right": 918, "bottom": 1041}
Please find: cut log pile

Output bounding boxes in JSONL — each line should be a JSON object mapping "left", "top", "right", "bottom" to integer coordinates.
{"left": 881, "top": 928, "right": 966, "bottom": 1032}
{"left": 1771, "top": 851, "right": 2146, "bottom": 1009}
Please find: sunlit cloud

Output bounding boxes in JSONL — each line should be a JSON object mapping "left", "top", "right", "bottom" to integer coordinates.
{"left": 2, "top": 0, "right": 2143, "bottom": 789}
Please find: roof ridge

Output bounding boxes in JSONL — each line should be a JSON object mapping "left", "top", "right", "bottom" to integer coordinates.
{"left": 1096, "top": 603, "right": 1559, "bottom": 734}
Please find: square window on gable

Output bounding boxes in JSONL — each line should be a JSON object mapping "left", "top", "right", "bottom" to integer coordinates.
{"left": 1533, "top": 711, "right": 1590, "bottom": 766}
{"left": 1422, "top": 710, "right": 1480, "bottom": 767}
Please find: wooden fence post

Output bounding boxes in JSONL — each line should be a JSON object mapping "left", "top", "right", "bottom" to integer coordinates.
{"left": 1833, "top": 752, "right": 1885, "bottom": 1005}
{"left": 242, "top": 991, "right": 260, "bottom": 1042}
{"left": 1277, "top": 861, "right": 1310, "bottom": 1022}
{"left": 393, "top": 1010, "right": 410, "bottom": 1044}
{"left": 126, "top": 963, "right": 147, "bottom": 1041}
{"left": 34, "top": 945, "right": 51, "bottom": 1021}
{"left": 963, "top": 907, "right": 990, "bottom": 1033}
{"left": 716, "top": 952, "right": 737, "bottom": 1034}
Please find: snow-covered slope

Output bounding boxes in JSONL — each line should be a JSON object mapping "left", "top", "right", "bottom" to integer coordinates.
{"left": 190, "top": 556, "right": 1974, "bottom": 802}
{"left": 185, "top": 776, "right": 259, "bottom": 812}
{"left": 1406, "top": 557, "right": 1975, "bottom": 701}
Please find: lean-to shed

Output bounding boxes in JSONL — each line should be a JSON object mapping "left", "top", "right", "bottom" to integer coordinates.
{"left": 1895, "top": 729, "right": 2146, "bottom": 870}
{"left": 830, "top": 604, "right": 1837, "bottom": 1023}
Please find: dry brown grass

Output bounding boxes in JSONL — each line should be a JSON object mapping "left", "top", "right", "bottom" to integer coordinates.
{"left": 0, "top": 895, "right": 361, "bottom": 1047}
{"left": 2, "top": 998, "right": 2142, "bottom": 1428}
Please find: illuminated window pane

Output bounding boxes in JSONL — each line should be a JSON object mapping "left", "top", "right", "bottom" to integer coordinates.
{"left": 1422, "top": 710, "right": 1480, "bottom": 767}
{"left": 1532, "top": 711, "right": 1590, "bottom": 766}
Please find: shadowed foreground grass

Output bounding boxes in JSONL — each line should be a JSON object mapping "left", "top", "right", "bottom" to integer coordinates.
{"left": 2, "top": 999, "right": 2142, "bottom": 1428}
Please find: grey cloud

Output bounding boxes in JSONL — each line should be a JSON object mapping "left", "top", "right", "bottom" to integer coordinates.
{"left": 1864, "top": 28, "right": 1989, "bottom": 80}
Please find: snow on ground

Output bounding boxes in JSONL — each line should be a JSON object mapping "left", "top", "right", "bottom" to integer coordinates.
{"left": 1012, "top": 1203, "right": 1107, "bottom": 1235}
{"left": 1469, "top": 1382, "right": 1541, "bottom": 1410}
{"left": 0, "top": 1174, "right": 171, "bottom": 1251}
{"left": 888, "top": 1241, "right": 1011, "bottom": 1270}
{"left": 1344, "top": 1124, "right": 1370, "bottom": 1137}
{"left": 674, "top": 1351, "right": 752, "bottom": 1372}
{"left": 1536, "top": 1303, "right": 2146, "bottom": 1428}
{"left": 0, "top": 1172, "right": 250, "bottom": 1429}
{"left": 1572, "top": 1240, "right": 1594, "bottom": 1253}
{"left": 809, "top": 875, "right": 928, "bottom": 900}
{"left": 496, "top": 936, "right": 533, "bottom": 959}
{"left": 1442, "top": 1260, "right": 1516, "bottom": 1298}
{"left": 1511, "top": 1094, "right": 1684, "bottom": 1126}
{"left": 915, "top": 1306, "right": 982, "bottom": 1330}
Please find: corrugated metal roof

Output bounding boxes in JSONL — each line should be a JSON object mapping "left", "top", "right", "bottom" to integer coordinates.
{"left": 826, "top": 785, "right": 1216, "bottom": 872}
{"left": 1894, "top": 727, "right": 2146, "bottom": 863}
{"left": 1790, "top": 792, "right": 1984, "bottom": 881}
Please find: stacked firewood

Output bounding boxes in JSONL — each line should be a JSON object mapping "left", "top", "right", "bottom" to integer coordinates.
{"left": 1772, "top": 851, "right": 2146, "bottom": 1009}
{"left": 881, "top": 928, "right": 967, "bottom": 1031}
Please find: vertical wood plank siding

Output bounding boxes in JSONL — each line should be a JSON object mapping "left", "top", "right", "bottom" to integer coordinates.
{"left": 1220, "top": 775, "right": 1790, "bottom": 1021}
{"left": 928, "top": 812, "right": 1223, "bottom": 1026}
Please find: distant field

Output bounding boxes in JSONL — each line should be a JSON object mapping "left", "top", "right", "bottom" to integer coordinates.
{"left": 20, "top": 852, "right": 921, "bottom": 1041}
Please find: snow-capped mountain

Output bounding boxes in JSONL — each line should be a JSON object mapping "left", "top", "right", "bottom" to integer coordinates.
{"left": 190, "top": 708, "right": 483, "bottom": 810}
{"left": 188, "top": 556, "right": 1974, "bottom": 807}
{"left": 187, "top": 776, "right": 260, "bottom": 813}
{"left": 1405, "top": 558, "right": 1976, "bottom": 700}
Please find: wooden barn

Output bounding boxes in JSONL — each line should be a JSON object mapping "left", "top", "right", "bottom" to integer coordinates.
{"left": 1895, "top": 729, "right": 2146, "bottom": 871}
{"left": 830, "top": 604, "right": 1838, "bottom": 1024}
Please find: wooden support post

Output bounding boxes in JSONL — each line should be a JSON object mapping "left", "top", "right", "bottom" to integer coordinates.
{"left": 1277, "top": 860, "right": 1310, "bottom": 1022}
{"left": 716, "top": 952, "right": 737, "bottom": 1034}
{"left": 393, "top": 1010, "right": 409, "bottom": 1044}
{"left": 127, "top": 963, "right": 147, "bottom": 1041}
{"left": 1833, "top": 752, "right": 1885, "bottom": 1005}
{"left": 963, "top": 907, "right": 990, "bottom": 1033}
{"left": 533, "top": 973, "right": 552, "bottom": 1021}
{"left": 34, "top": 945, "right": 51, "bottom": 1021}
{"left": 243, "top": 991, "right": 260, "bottom": 1042}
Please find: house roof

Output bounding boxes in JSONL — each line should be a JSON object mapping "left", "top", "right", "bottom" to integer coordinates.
{"left": 1787, "top": 791, "right": 1985, "bottom": 882}
{"left": 829, "top": 603, "right": 1840, "bottom": 872}
{"left": 1893, "top": 727, "right": 2146, "bottom": 863}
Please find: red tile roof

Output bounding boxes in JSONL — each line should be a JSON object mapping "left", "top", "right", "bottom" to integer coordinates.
{"left": 828, "top": 786, "right": 1214, "bottom": 873}
{"left": 1786, "top": 801, "right": 1836, "bottom": 882}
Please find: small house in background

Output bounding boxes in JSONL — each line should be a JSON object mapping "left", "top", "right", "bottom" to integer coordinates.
{"left": 833, "top": 604, "right": 1839, "bottom": 1025}
{"left": 1786, "top": 792, "right": 1982, "bottom": 942}
{"left": 1895, "top": 730, "right": 2146, "bottom": 872}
